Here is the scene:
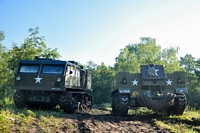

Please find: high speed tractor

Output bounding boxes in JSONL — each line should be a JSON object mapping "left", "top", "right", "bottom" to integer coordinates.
{"left": 110, "top": 64, "right": 188, "bottom": 116}
{"left": 13, "top": 57, "right": 93, "bottom": 114}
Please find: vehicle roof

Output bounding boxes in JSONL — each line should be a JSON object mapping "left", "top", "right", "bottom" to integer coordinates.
{"left": 19, "top": 59, "right": 67, "bottom": 64}
{"left": 19, "top": 59, "right": 80, "bottom": 68}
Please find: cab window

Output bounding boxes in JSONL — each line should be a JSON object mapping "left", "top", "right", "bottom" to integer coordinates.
{"left": 42, "top": 65, "right": 64, "bottom": 74}
{"left": 19, "top": 65, "right": 39, "bottom": 73}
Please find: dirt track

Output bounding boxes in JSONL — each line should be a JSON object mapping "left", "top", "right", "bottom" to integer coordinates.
{"left": 10, "top": 108, "right": 172, "bottom": 133}
{"left": 58, "top": 108, "right": 171, "bottom": 133}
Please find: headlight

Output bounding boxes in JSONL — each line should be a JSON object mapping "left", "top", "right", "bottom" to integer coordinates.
{"left": 177, "top": 77, "right": 182, "bottom": 83}
{"left": 56, "top": 77, "right": 62, "bottom": 82}
{"left": 122, "top": 78, "right": 127, "bottom": 84}
{"left": 16, "top": 76, "right": 21, "bottom": 81}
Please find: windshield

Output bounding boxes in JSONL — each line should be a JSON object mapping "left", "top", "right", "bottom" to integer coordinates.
{"left": 42, "top": 65, "right": 64, "bottom": 74}
{"left": 19, "top": 65, "right": 39, "bottom": 73}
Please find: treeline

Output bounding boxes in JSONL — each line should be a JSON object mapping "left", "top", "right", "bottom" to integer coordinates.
{"left": 0, "top": 27, "right": 200, "bottom": 109}
{"left": 86, "top": 37, "right": 200, "bottom": 109}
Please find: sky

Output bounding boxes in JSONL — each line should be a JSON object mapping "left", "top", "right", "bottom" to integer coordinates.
{"left": 0, "top": 0, "right": 200, "bottom": 66}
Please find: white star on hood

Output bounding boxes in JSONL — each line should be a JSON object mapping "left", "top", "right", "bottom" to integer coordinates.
{"left": 35, "top": 75, "right": 42, "bottom": 83}
{"left": 166, "top": 79, "right": 172, "bottom": 85}
{"left": 132, "top": 79, "right": 138, "bottom": 86}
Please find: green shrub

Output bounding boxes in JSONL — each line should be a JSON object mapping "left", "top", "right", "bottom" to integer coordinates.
{"left": 0, "top": 100, "right": 3, "bottom": 108}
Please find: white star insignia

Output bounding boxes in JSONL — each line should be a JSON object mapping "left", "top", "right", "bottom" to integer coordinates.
{"left": 147, "top": 67, "right": 159, "bottom": 77}
{"left": 35, "top": 75, "right": 43, "bottom": 83}
{"left": 166, "top": 79, "right": 172, "bottom": 85}
{"left": 132, "top": 79, "right": 138, "bottom": 86}
{"left": 155, "top": 69, "right": 159, "bottom": 76}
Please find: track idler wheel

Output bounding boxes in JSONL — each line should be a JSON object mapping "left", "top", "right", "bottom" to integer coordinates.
{"left": 13, "top": 90, "right": 26, "bottom": 109}
{"left": 173, "top": 93, "right": 187, "bottom": 115}
{"left": 112, "top": 94, "right": 129, "bottom": 116}
{"left": 59, "top": 92, "right": 74, "bottom": 114}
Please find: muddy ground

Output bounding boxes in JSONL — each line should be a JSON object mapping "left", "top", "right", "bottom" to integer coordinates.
{"left": 58, "top": 108, "right": 171, "bottom": 133}
{"left": 10, "top": 107, "right": 173, "bottom": 133}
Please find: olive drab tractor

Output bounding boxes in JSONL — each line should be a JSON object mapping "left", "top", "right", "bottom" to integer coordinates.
{"left": 111, "top": 64, "right": 188, "bottom": 116}
{"left": 13, "top": 57, "right": 93, "bottom": 113}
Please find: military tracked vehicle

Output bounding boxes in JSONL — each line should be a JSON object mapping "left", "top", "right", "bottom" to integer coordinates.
{"left": 111, "top": 64, "right": 188, "bottom": 116}
{"left": 13, "top": 57, "right": 92, "bottom": 114}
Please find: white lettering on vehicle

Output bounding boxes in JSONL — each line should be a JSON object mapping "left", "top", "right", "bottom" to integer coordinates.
{"left": 52, "top": 88, "right": 60, "bottom": 90}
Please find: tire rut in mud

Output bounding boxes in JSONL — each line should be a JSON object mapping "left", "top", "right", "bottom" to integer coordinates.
{"left": 59, "top": 108, "right": 171, "bottom": 133}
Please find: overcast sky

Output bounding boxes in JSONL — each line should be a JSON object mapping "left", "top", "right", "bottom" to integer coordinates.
{"left": 1, "top": 0, "right": 200, "bottom": 66}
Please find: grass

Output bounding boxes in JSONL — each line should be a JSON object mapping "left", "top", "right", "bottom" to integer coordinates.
{"left": 0, "top": 98, "right": 65, "bottom": 133}
{"left": 1, "top": 100, "right": 200, "bottom": 133}
{"left": 154, "top": 107, "right": 200, "bottom": 133}
{"left": 155, "top": 121, "right": 198, "bottom": 133}
{"left": 128, "top": 107, "right": 154, "bottom": 115}
{"left": 0, "top": 107, "right": 64, "bottom": 133}
{"left": 38, "top": 115, "right": 62, "bottom": 132}
{"left": 128, "top": 106, "right": 200, "bottom": 133}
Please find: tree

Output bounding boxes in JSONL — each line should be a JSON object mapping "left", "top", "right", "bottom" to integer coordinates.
{"left": 160, "top": 46, "right": 180, "bottom": 73}
{"left": 115, "top": 47, "right": 140, "bottom": 73}
{"left": 180, "top": 54, "right": 198, "bottom": 73}
{"left": 114, "top": 37, "right": 162, "bottom": 73}
{"left": 0, "top": 31, "right": 5, "bottom": 41}
{"left": 114, "top": 37, "right": 181, "bottom": 73}
{"left": 90, "top": 62, "right": 115, "bottom": 104}
{"left": 7, "top": 27, "right": 61, "bottom": 73}
{"left": 0, "top": 31, "right": 10, "bottom": 97}
{"left": 179, "top": 54, "right": 200, "bottom": 108}
{"left": 137, "top": 37, "right": 161, "bottom": 64}
{"left": 86, "top": 60, "right": 97, "bottom": 71}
